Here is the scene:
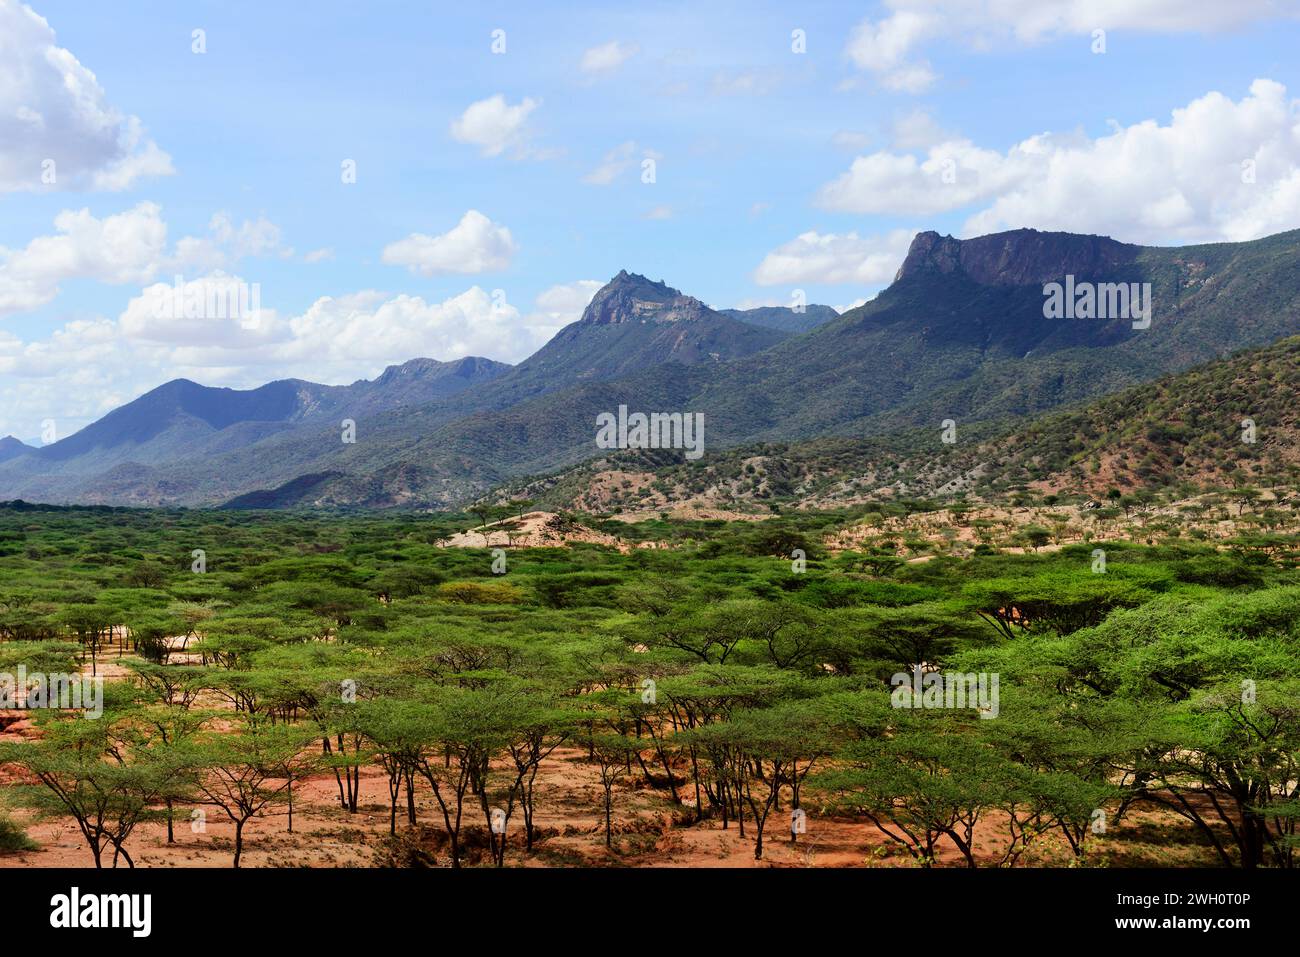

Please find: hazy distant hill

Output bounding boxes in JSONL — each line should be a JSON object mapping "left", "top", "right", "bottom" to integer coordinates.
{"left": 720, "top": 303, "right": 840, "bottom": 334}
{"left": 0, "top": 356, "right": 510, "bottom": 500}
{"left": 0, "top": 437, "right": 32, "bottom": 465}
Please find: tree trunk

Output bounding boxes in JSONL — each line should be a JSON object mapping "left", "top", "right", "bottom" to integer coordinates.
{"left": 405, "top": 767, "right": 417, "bottom": 825}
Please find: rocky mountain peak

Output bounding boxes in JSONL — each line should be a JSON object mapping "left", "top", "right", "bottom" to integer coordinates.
{"left": 895, "top": 228, "right": 1142, "bottom": 286}
{"left": 580, "top": 271, "right": 714, "bottom": 325}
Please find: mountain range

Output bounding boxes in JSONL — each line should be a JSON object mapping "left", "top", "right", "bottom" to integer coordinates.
{"left": 2, "top": 225, "right": 1298, "bottom": 509}
{"left": 502, "top": 334, "right": 1300, "bottom": 512}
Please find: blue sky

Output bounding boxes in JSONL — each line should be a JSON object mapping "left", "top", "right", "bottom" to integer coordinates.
{"left": 3, "top": 0, "right": 1300, "bottom": 440}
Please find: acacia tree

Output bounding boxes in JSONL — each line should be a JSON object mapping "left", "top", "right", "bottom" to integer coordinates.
{"left": 412, "top": 691, "right": 480, "bottom": 868}
{"left": 815, "top": 705, "right": 1005, "bottom": 868}
{"left": 356, "top": 697, "right": 430, "bottom": 836}
{"left": 968, "top": 688, "right": 1124, "bottom": 862}
{"left": 56, "top": 603, "right": 116, "bottom": 676}
{"left": 708, "top": 701, "right": 829, "bottom": 859}
{"left": 569, "top": 687, "right": 646, "bottom": 849}
{"left": 963, "top": 572, "right": 1152, "bottom": 640}
{"left": 185, "top": 718, "right": 311, "bottom": 867}
{"left": 582, "top": 729, "right": 642, "bottom": 849}
{"left": 969, "top": 587, "right": 1300, "bottom": 867}
{"left": 497, "top": 697, "right": 571, "bottom": 858}
{"left": 1, "top": 705, "right": 177, "bottom": 868}
{"left": 1134, "top": 683, "right": 1300, "bottom": 868}
{"left": 409, "top": 684, "right": 566, "bottom": 867}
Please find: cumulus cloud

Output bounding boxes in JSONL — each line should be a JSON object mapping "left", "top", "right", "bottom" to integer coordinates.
{"left": 0, "top": 203, "right": 168, "bottom": 313}
{"left": 532, "top": 280, "right": 600, "bottom": 325}
{"left": 0, "top": 1, "right": 173, "bottom": 191}
{"left": 209, "top": 213, "right": 289, "bottom": 260}
{"left": 844, "top": 0, "right": 1295, "bottom": 93}
{"left": 280, "top": 287, "right": 524, "bottom": 368}
{"left": 754, "top": 228, "right": 916, "bottom": 286}
{"left": 0, "top": 204, "right": 293, "bottom": 317}
{"left": 0, "top": 275, "right": 604, "bottom": 437}
{"left": 845, "top": 10, "right": 940, "bottom": 92}
{"left": 580, "top": 40, "right": 639, "bottom": 74}
{"left": 118, "top": 273, "right": 281, "bottom": 348}
{"left": 817, "top": 79, "right": 1300, "bottom": 244}
{"left": 450, "top": 94, "right": 540, "bottom": 158}
{"left": 891, "top": 108, "right": 954, "bottom": 150}
{"left": 381, "top": 211, "right": 517, "bottom": 276}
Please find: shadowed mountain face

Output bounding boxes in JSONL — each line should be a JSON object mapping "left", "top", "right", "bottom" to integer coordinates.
{"left": 506, "top": 335, "right": 1300, "bottom": 511}
{"left": 895, "top": 228, "right": 1142, "bottom": 286}
{"left": 36, "top": 378, "right": 326, "bottom": 463}
{"left": 4, "top": 226, "right": 1299, "bottom": 508}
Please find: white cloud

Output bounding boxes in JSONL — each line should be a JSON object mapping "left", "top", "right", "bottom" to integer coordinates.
{"left": 532, "top": 280, "right": 600, "bottom": 325}
{"left": 584, "top": 141, "right": 659, "bottom": 185}
{"left": 843, "top": 1, "right": 1295, "bottom": 94}
{"left": 209, "top": 213, "right": 289, "bottom": 259}
{"left": 0, "top": 203, "right": 167, "bottom": 313}
{"left": 644, "top": 205, "right": 673, "bottom": 220}
{"left": 381, "top": 211, "right": 517, "bottom": 276}
{"left": 879, "top": 64, "right": 938, "bottom": 94}
{"left": 0, "top": 204, "right": 293, "bottom": 317}
{"left": 845, "top": 9, "right": 940, "bottom": 93}
{"left": 817, "top": 140, "right": 1023, "bottom": 217}
{"left": 450, "top": 94, "right": 540, "bottom": 158}
{"left": 891, "top": 108, "right": 953, "bottom": 150}
{"left": 281, "top": 287, "right": 526, "bottom": 367}
{"left": 728, "top": 297, "right": 784, "bottom": 310}
{"left": 0, "top": 278, "right": 603, "bottom": 436}
{"left": 817, "top": 79, "right": 1300, "bottom": 244}
{"left": 754, "top": 228, "right": 916, "bottom": 286}
{"left": 580, "top": 40, "right": 639, "bottom": 74}
{"left": 118, "top": 273, "right": 281, "bottom": 348}
{"left": 0, "top": 1, "right": 173, "bottom": 191}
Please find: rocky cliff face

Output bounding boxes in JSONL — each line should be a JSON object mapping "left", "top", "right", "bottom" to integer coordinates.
{"left": 579, "top": 270, "right": 714, "bottom": 325}
{"left": 896, "top": 228, "right": 1142, "bottom": 286}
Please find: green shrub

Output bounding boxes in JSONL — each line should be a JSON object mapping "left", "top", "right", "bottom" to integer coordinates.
{"left": 0, "top": 815, "right": 36, "bottom": 854}
{"left": 436, "top": 580, "right": 524, "bottom": 604}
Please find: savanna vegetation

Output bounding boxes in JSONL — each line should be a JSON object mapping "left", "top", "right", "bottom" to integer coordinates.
{"left": 0, "top": 500, "right": 1297, "bottom": 869}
